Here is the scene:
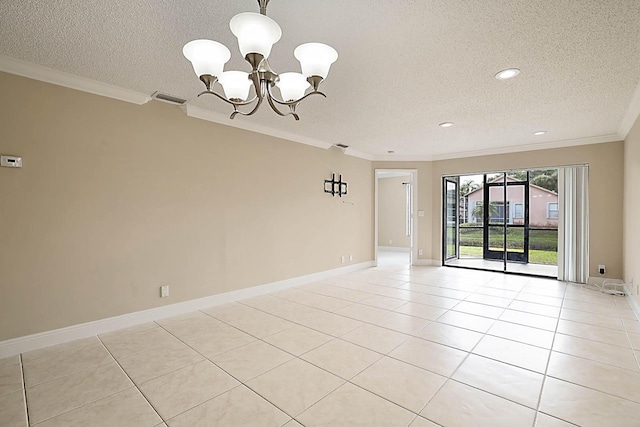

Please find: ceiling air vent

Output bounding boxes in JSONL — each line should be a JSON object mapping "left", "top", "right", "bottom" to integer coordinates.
{"left": 335, "top": 144, "right": 349, "bottom": 149}
{"left": 151, "top": 91, "right": 187, "bottom": 105}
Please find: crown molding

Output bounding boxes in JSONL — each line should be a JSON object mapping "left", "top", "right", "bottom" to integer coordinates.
{"left": 619, "top": 80, "right": 640, "bottom": 139}
{"left": 343, "top": 147, "right": 374, "bottom": 160}
{"left": 371, "top": 154, "right": 435, "bottom": 162}
{"left": 370, "top": 134, "right": 624, "bottom": 163}
{"left": 182, "top": 104, "right": 333, "bottom": 150}
{"left": 426, "top": 133, "right": 622, "bottom": 161}
{"left": 0, "top": 55, "right": 151, "bottom": 105}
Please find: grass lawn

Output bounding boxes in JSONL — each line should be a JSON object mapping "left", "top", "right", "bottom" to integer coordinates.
{"left": 459, "top": 245, "right": 557, "bottom": 265}
{"left": 459, "top": 227, "right": 558, "bottom": 251}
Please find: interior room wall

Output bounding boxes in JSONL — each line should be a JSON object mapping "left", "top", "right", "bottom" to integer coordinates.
{"left": 624, "top": 115, "right": 640, "bottom": 304}
{"left": 0, "top": 72, "right": 373, "bottom": 341}
{"left": 431, "top": 142, "right": 625, "bottom": 279}
{"left": 377, "top": 176, "right": 411, "bottom": 248}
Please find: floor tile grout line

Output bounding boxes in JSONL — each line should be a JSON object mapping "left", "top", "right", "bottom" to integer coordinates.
{"left": 153, "top": 320, "right": 315, "bottom": 423}
{"left": 175, "top": 312, "right": 433, "bottom": 423}
{"left": 19, "top": 266, "right": 639, "bottom": 426}
{"left": 249, "top": 279, "right": 570, "bottom": 357}
{"left": 216, "top": 276, "right": 640, "bottom": 391}
{"left": 19, "top": 353, "right": 30, "bottom": 427}
{"left": 532, "top": 279, "right": 566, "bottom": 427}
{"left": 95, "top": 334, "right": 167, "bottom": 425}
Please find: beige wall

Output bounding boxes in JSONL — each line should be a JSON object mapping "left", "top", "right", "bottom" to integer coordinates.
{"left": 377, "top": 142, "right": 625, "bottom": 278}
{"left": 0, "top": 72, "right": 373, "bottom": 341}
{"left": 624, "top": 115, "right": 640, "bottom": 305}
{"left": 378, "top": 176, "right": 411, "bottom": 247}
{"left": 432, "top": 142, "right": 624, "bottom": 278}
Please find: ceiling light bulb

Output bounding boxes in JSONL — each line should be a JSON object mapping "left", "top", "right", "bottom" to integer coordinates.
{"left": 495, "top": 68, "right": 521, "bottom": 80}
{"left": 230, "top": 12, "right": 282, "bottom": 59}
{"left": 276, "top": 72, "right": 310, "bottom": 101}
{"left": 182, "top": 40, "right": 231, "bottom": 78}
{"left": 439, "top": 122, "right": 454, "bottom": 128}
{"left": 294, "top": 43, "right": 339, "bottom": 79}
{"left": 533, "top": 131, "right": 547, "bottom": 136}
{"left": 218, "top": 71, "right": 252, "bottom": 101}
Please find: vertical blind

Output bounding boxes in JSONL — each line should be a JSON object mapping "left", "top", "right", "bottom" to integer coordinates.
{"left": 557, "top": 166, "right": 589, "bottom": 283}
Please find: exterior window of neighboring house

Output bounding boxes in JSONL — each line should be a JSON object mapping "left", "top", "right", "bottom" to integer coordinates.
{"left": 514, "top": 203, "right": 524, "bottom": 219}
{"left": 490, "top": 202, "right": 505, "bottom": 223}
{"left": 548, "top": 202, "right": 559, "bottom": 219}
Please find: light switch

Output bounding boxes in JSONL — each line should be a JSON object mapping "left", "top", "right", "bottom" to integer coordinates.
{"left": 418, "top": 210, "right": 424, "bottom": 217}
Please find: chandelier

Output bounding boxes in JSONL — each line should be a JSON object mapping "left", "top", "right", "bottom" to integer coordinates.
{"left": 182, "top": 0, "right": 338, "bottom": 120}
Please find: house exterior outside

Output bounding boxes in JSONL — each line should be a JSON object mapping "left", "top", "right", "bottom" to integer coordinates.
{"left": 465, "top": 178, "right": 558, "bottom": 228}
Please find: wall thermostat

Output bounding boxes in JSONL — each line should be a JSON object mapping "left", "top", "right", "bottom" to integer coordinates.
{"left": 1, "top": 155, "right": 22, "bottom": 168}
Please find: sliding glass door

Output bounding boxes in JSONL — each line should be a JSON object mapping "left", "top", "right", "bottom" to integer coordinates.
{"left": 443, "top": 177, "right": 459, "bottom": 261}
{"left": 443, "top": 169, "right": 559, "bottom": 278}
{"left": 483, "top": 173, "right": 506, "bottom": 261}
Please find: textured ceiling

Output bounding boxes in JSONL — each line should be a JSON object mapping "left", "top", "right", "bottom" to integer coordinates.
{"left": 1, "top": 0, "right": 639, "bottom": 159}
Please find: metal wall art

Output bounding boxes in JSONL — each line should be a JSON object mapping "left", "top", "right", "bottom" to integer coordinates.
{"left": 324, "top": 173, "right": 348, "bottom": 197}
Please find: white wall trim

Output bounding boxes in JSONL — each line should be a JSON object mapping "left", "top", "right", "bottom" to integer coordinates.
{"left": 586, "top": 276, "right": 624, "bottom": 286}
{"left": 1, "top": 55, "right": 629, "bottom": 162}
{"left": 413, "top": 259, "right": 438, "bottom": 266}
{"left": 624, "top": 285, "right": 640, "bottom": 320}
{"left": 0, "top": 261, "right": 373, "bottom": 358}
{"left": 182, "top": 104, "right": 333, "bottom": 150}
{"left": 378, "top": 246, "right": 411, "bottom": 252}
{"left": 370, "top": 134, "right": 622, "bottom": 162}
{"left": 0, "top": 55, "right": 151, "bottom": 105}
{"left": 344, "top": 148, "right": 374, "bottom": 161}
{"left": 428, "top": 134, "right": 622, "bottom": 161}
{"left": 619, "top": 80, "right": 640, "bottom": 139}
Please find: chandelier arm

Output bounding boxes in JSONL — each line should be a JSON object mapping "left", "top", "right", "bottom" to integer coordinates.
{"left": 266, "top": 92, "right": 300, "bottom": 120}
{"left": 266, "top": 85, "right": 327, "bottom": 107}
{"left": 197, "top": 89, "right": 258, "bottom": 107}
{"left": 230, "top": 93, "right": 265, "bottom": 119}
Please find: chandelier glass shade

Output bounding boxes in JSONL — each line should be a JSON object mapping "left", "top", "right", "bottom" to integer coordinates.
{"left": 182, "top": 0, "right": 338, "bottom": 120}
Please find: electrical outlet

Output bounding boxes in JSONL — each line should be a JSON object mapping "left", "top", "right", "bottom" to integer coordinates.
{"left": 389, "top": 239, "right": 392, "bottom": 245}
{"left": 341, "top": 255, "right": 345, "bottom": 264}
{"left": 160, "top": 285, "right": 169, "bottom": 298}
{"left": 418, "top": 249, "right": 423, "bottom": 256}
{"left": 598, "top": 265, "right": 605, "bottom": 275}
{"left": 349, "top": 254, "right": 353, "bottom": 261}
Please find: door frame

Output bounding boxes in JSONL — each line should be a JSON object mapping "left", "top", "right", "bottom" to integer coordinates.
{"left": 374, "top": 169, "right": 418, "bottom": 266}
{"left": 442, "top": 176, "right": 459, "bottom": 262}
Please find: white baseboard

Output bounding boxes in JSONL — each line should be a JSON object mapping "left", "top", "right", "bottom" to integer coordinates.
{"left": 0, "top": 261, "right": 374, "bottom": 358}
{"left": 413, "top": 259, "right": 439, "bottom": 266}
{"left": 587, "top": 276, "right": 623, "bottom": 286}
{"left": 624, "top": 285, "right": 640, "bottom": 321}
{"left": 585, "top": 277, "right": 640, "bottom": 320}
{"left": 378, "top": 246, "right": 411, "bottom": 252}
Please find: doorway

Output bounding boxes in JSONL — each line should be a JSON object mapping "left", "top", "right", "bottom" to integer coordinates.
{"left": 443, "top": 169, "right": 559, "bottom": 277}
{"left": 375, "top": 169, "right": 417, "bottom": 266}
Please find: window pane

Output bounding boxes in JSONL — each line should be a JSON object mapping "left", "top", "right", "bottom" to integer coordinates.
{"left": 488, "top": 226, "right": 504, "bottom": 251}
{"left": 529, "top": 228, "right": 558, "bottom": 265}
{"left": 514, "top": 204, "right": 523, "bottom": 219}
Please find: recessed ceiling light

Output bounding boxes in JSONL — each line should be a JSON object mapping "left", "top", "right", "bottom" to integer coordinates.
{"left": 439, "top": 122, "right": 454, "bottom": 128}
{"left": 533, "top": 131, "right": 547, "bottom": 136}
{"left": 495, "top": 68, "right": 520, "bottom": 80}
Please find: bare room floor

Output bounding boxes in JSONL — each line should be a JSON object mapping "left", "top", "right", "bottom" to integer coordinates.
{"left": 2, "top": 265, "right": 639, "bottom": 426}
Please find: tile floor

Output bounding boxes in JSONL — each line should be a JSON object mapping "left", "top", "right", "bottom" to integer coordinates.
{"left": 1, "top": 265, "right": 640, "bottom": 426}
